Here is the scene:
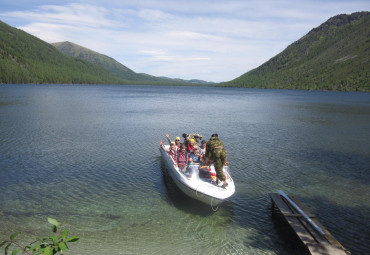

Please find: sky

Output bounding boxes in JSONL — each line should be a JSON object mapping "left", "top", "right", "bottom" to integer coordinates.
{"left": 0, "top": 1, "right": 369, "bottom": 82}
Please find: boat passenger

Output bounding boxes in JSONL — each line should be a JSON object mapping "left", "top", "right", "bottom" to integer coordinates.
{"left": 199, "top": 140, "right": 207, "bottom": 159}
{"left": 182, "top": 133, "right": 203, "bottom": 147}
{"left": 191, "top": 133, "right": 203, "bottom": 144}
{"left": 182, "top": 133, "right": 190, "bottom": 147}
{"left": 177, "top": 145, "right": 189, "bottom": 173}
{"left": 186, "top": 138, "right": 195, "bottom": 153}
{"left": 189, "top": 147, "right": 201, "bottom": 163}
{"left": 174, "top": 136, "right": 181, "bottom": 151}
{"left": 165, "top": 133, "right": 181, "bottom": 151}
{"left": 159, "top": 141, "right": 178, "bottom": 162}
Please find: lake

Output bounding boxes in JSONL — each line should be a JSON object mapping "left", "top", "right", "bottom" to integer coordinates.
{"left": 0, "top": 84, "right": 369, "bottom": 254}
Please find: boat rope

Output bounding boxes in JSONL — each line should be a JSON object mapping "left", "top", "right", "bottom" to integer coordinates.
{"left": 195, "top": 183, "right": 221, "bottom": 212}
{"left": 195, "top": 184, "right": 206, "bottom": 198}
{"left": 211, "top": 196, "right": 221, "bottom": 212}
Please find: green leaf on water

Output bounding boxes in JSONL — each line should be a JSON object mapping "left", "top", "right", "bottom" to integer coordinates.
{"left": 51, "top": 236, "right": 58, "bottom": 245}
{"left": 43, "top": 246, "right": 51, "bottom": 255}
{"left": 59, "top": 242, "right": 67, "bottom": 252}
{"left": 47, "top": 218, "right": 60, "bottom": 227}
{"left": 10, "top": 232, "right": 20, "bottom": 241}
{"left": 11, "top": 249, "right": 20, "bottom": 255}
{"left": 66, "top": 236, "right": 79, "bottom": 242}
{"left": 30, "top": 244, "right": 41, "bottom": 251}
{"left": 62, "top": 229, "right": 67, "bottom": 240}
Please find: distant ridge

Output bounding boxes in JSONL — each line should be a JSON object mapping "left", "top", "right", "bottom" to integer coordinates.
{"left": 52, "top": 41, "right": 134, "bottom": 73}
{"left": 52, "top": 41, "right": 164, "bottom": 82}
{"left": 1, "top": 12, "right": 369, "bottom": 90}
{"left": 223, "top": 12, "right": 370, "bottom": 91}
{"left": 52, "top": 41, "right": 213, "bottom": 84}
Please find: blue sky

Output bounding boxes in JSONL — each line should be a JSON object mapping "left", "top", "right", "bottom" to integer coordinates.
{"left": 1, "top": 1, "right": 369, "bottom": 82}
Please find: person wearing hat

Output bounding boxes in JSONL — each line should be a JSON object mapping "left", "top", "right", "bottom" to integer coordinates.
{"left": 186, "top": 138, "right": 195, "bottom": 153}
{"left": 165, "top": 133, "right": 181, "bottom": 151}
{"left": 174, "top": 136, "right": 181, "bottom": 150}
{"left": 183, "top": 133, "right": 203, "bottom": 147}
{"left": 160, "top": 140, "right": 178, "bottom": 162}
{"left": 205, "top": 133, "right": 228, "bottom": 188}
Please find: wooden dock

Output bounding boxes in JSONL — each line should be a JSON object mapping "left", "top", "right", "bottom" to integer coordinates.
{"left": 269, "top": 191, "right": 350, "bottom": 255}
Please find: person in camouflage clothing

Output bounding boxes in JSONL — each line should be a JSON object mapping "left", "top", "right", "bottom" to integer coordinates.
{"left": 205, "top": 133, "right": 228, "bottom": 188}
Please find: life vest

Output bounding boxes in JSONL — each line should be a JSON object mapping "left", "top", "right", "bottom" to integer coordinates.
{"left": 187, "top": 143, "right": 194, "bottom": 153}
{"left": 177, "top": 151, "right": 189, "bottom": 168}
{"left": 169, "top": 149, "right": 177, "bottom": 162}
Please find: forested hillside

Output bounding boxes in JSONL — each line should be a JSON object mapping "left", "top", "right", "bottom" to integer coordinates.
{"left": 52, "top": 41, "right": 165, "bottom": 82}
{"left": 52, "top": 41, "right": 213, "bottom": 85}
{"left": 1, "top": 11, "right": 369, "bottom": 90}
{"left": 0, "top": 21, "right": 209, "bottom": 85}
{"left": 222, "top": 12, "right": 370, "bottom": 91}
{"left": 0, "top": 21, "right": 127, "bottom": 84}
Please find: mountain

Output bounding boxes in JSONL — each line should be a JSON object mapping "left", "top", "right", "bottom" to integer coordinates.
{"left": 0, "top": 20, "right": 128, "bottom": 84}
{"left": 0, "top": 21, "right": 211, "bottom": 85}
{"left": 52, "top": 41, "right": 213, "bottom": 85}
{"left": 52, "top": 41, "right": 164, "bottom": 82}
{"left": 2, "top": 12, "right": 369, "bottom": 89}
{"left": 222, "top": 12, "right": 370, "bottom": 91}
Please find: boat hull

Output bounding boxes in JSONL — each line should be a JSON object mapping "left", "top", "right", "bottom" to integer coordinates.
{"left": 160, "top": 146, "right": 235, "bottom": 206}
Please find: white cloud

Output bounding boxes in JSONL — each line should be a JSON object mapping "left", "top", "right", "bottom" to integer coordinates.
{"left": 169, "top": 31, "right": 221, "bottom": 41}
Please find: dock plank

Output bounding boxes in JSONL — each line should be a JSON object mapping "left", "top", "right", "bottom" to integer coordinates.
{"left": 269, "top": 193, "right": 349, "bottom": 255}
{"left": 289, "top": 196, "right": 349, "bottom": 254}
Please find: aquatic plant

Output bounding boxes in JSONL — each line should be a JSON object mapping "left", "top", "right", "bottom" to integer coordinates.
{"left": 0, "top": 218, "right": 79, "bottom": 255}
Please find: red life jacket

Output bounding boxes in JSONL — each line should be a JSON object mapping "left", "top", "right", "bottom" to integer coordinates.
{"left": 187, "top": 143, "right": 194, "bottom": 153}
{"left": 169, "top": 149, "right": 177, "bottom": 162}
{"left": 177, "top": 151, "right": 189, "bottom": 168}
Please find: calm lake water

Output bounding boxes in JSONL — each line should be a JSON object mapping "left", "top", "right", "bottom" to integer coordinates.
{"left": 0, "top": 84, "right": 369, "bottom": 255}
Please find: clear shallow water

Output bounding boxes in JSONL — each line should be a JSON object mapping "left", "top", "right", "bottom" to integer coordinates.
{"left": 0, "top": 84, "right": 369, "bottom": 254}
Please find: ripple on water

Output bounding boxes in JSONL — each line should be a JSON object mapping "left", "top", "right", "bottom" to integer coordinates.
{"left": 1, "top": 85, "right": 369, "bottom": 254}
